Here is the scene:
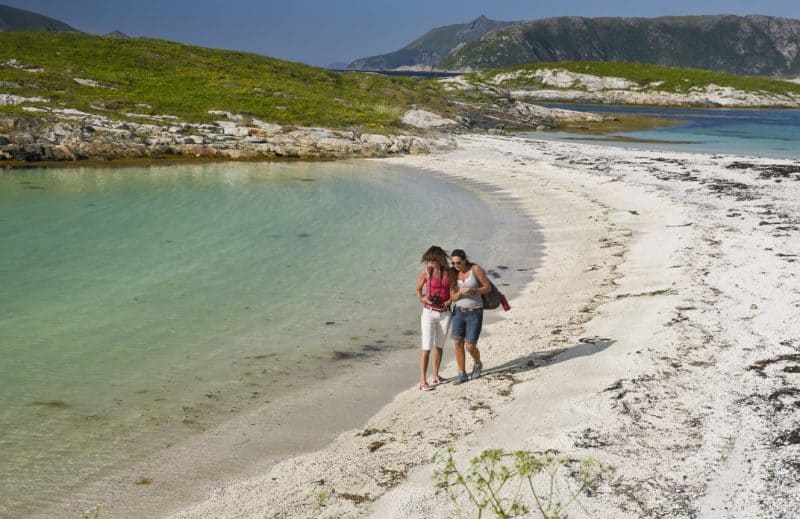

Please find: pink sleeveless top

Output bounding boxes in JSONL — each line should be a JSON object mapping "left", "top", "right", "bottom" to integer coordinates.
{"left": 426, "top": 264, "right": 451, "bottom": 311}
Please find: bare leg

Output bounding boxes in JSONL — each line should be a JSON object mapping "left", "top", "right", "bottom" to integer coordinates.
{"left": 454, "top": 339, "right": 466, "bottom": 373}
{"left": 465, "top": 343, "right": 481, "bottom": 364}
{"left": 419, "top": 350, "right": 431, "bottom": 385}
{"left": 432, "top": 346, "right": 443, "bottom": 381}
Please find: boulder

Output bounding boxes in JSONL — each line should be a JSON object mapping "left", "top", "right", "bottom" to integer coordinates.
{"left": 401, "top": 109, "right": 457, "bottom": 128}
{"left": 50, "top": 145, "right": 76, "bottom": 161}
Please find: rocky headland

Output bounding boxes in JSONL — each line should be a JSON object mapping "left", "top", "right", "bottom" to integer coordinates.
{"left": 3, "top": 31, "right": 800, "bottom": 165}
{"left": 0, "top": 107, "right": 450, "bottom": 164}
{"left": 456, "top": 68, "right": 800, "bottom": 108}
{"left": 4, "top": 70, "right": 798, "bottom": 165}
{"left": 0, "top": 86, "right": 607, "bottom": 165}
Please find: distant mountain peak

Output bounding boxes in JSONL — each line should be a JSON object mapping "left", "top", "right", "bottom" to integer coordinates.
{"left": 347, "top": 15, "right": 515, "bottom": 71}
{"left": 106, "top": 30, "right": 129, "bottom": 38}
{"left": 466, "top": 15, "right": 494, "bottom": 30}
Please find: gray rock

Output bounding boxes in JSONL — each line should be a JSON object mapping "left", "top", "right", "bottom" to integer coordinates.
{"left": 401, "top": 109, "right": 457, "bottom": 128}
{"left": 50, "top": 145, "right": 75, "bottom": 161}
{"left": 229, "top": 126, "right": 251, "bottom": 137}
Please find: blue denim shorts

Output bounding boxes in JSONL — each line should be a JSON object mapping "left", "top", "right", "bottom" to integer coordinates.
{"left": 451, "top": 307, "right": 483, "bottom": 344}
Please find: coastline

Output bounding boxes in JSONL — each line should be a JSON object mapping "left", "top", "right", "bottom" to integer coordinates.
{"left": 167, "top": 136, "right": 634, "bottom": 517}
{"left": 171, "top": 135, "right": 798, "bottom": 518}
{"left": 29, "top": 162, "right": 540, "bottom": 519}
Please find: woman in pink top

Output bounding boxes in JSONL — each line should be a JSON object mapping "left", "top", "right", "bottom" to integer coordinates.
{"left": 415, "top": 245, "right": 456, "bottom": 391}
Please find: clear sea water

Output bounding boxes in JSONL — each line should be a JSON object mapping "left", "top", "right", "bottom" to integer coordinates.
{"left": 521, "top": 104, "right": 800, "bottom": 159}
{"left": 0, "top": 161, "right": 538, "bottom": 515}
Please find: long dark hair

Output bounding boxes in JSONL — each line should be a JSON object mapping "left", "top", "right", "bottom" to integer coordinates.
{"left": 450, "top": 248, "right": 473, "bottom": 269}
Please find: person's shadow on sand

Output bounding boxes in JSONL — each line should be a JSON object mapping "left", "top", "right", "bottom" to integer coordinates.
{"left": 481, "top": 337, "right": 616, "bottom": 378}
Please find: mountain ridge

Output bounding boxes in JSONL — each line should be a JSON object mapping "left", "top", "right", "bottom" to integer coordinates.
{"left": 346, "top": 15, "right": 516, "bottom": 71}
{"left": 0, "top": 4, "right": 78, "bottom": 32}
{"left": 349, "top": 14, "right": 800, "bottom": 77}
{"left": 440, "top": 14, "right": 800, "bottom": 76}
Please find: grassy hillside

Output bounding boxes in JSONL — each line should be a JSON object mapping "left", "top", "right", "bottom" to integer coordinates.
{"left": 0, "top": 32, "right": 449, "bottom": 129}
{"left": 475, "top": 61, "right": 800, "bottom": 96}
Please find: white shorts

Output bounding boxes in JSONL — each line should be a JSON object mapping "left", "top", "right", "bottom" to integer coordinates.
{"left": 420, "top": 308, "right": 452, "bottom": 351}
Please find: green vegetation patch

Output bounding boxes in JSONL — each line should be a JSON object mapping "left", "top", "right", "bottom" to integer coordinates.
{"left": 0, "top": 32, "right": 453, "bottom": 129}
{"left": 474, "top": 61, "right": 800, "bottom": 96}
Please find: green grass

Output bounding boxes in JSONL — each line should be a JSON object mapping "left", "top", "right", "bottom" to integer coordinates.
{"left": 3, "top": 32, "right": 796, "bottom": 136}
{"left": 0, "top": 31, "right": 453, "bottom": 130}
{"left": 474, "top": 61, "right": 800, "bottom": 96}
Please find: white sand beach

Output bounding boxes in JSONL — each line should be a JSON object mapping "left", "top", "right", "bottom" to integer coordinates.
{"left": 160, "top": 134, "right": 800, "bottom": 518}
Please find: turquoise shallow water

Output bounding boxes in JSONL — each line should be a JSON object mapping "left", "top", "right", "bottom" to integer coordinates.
{"left": 522, "top": 104, "right": 800, "bottom": 159}
{"left": 0, "top": 161, "right": 538, "bottom": 514}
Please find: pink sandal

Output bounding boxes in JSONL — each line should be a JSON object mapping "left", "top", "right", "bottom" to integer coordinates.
{"left": 419, "top": 382, "right": 434, "bottom": 391}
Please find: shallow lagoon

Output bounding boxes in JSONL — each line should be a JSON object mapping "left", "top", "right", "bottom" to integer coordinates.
{"left": 0, "top": 160, "right": 539, "bottom": 515}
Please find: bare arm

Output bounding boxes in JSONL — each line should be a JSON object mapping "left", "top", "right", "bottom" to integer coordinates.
{"left": 450, "top": 289, "right": 461, "bottom": 303}
{"left": 416, "top": 270, "right": 431, "bottom": 305}
{"left": 471, "top": 265, "right": 492, "bottom": 295}
{"left": 450, "top": 268, "right": 461, "bottom": 303}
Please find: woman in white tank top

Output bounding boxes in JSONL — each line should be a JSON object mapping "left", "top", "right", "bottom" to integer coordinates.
{"left": 449, "top": 249, "right": 491, "bottom": 385}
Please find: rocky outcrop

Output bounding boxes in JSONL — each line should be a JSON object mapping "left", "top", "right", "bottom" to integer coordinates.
{"left": 437, "top": 76, "right": 609, "bottom": 130}
{"left": 1, "top": 93, "right": 49, "bottom": 105}
{"left": 494, "top": 68, "right": 639, "bottom": 90}
{"left": 450, "top": 97, "right": 606, "bottom": 132}
{"left": 401, "top": 109, "right": 457, "bottom": 128}
{"left": 510, "top": 85, "right": 800, "bottom": 108}
{"left": 498, "top": 69, "right": 800, "bottom": 108}
{"left": 0, "top": 109, "right": 454, "bottom": 163}
{"left": 0, "top": 81, "right": 625, "bottom": 163}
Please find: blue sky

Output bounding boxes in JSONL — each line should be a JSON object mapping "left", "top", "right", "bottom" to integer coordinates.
{"left": 7, "top": 1, "right": 800, "bottom": 67}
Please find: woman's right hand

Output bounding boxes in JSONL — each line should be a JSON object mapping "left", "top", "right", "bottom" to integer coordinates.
{"left": 421, "top": 296, "right": 432, "bottom": 305}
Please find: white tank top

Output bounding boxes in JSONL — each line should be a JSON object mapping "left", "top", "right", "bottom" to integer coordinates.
{"left": 455, "top": 266, "right": 483, "bottom": 309}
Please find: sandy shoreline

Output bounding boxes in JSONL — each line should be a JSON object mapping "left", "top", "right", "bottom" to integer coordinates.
{"left": 29, "top": 160, "right": 539, "bottom": 519}
{"left": 379, "top": 137, "right": 800, "bottom": 518}
{"left": 167, "top": 135, "right": 634, "bottom": 518}
{"left": 70, "top": 134, "right": 799, "bottom": 517}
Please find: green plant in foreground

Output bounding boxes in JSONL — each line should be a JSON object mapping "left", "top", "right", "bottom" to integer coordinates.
{"left": 299, "top": 487, "right": 341, "bottom": 518}
{"left": 433, "top": 448, "right": 614, "bottom": 519}
{"left": 75, "top": 507, "right": 100, "bottom": 519}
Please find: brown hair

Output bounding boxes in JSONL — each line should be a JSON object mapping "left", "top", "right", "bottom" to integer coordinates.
{"left": 421, "top": 245, "right": 449, "bottom": 268}
{"left": 422, "top": 246, "right": 457, "bottom": 287}
{"left": 450, "top": 249, "right": 473, "bottom": 269}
